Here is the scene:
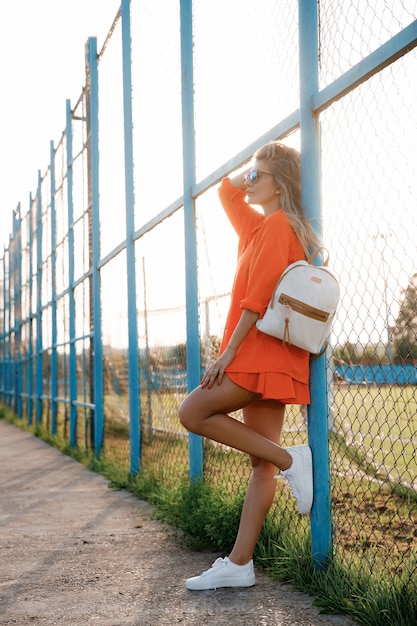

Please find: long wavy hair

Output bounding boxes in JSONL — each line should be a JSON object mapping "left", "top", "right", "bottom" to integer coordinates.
{"left": 254, "top": 141, "right": 322, "bottom": 255}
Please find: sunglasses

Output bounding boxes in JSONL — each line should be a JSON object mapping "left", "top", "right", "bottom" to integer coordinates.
{"left": 243, "top": 170, "right": 274, "bottom": 184}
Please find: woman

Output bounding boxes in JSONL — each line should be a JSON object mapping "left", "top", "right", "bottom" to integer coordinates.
{"left": 179, "top": 141, "right": 321, "bottom": 591}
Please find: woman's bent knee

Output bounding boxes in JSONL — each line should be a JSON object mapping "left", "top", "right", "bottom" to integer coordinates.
{"left": 178, "top": 398, "right": 192, "bottom": 431}
{"left": 178, "top": 385, "right": 216, "bottom": 432}
{"left": 178, "top": 395, "right": 202, "bottom": 433}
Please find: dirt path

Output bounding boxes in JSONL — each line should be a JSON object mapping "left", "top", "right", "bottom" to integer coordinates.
{"left": 0, "top": 419, "right": 355, "bottom": 625}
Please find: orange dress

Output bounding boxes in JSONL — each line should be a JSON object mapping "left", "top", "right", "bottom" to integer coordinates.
{"left": 218, "top": 178, "right": 310, "bottom": 404}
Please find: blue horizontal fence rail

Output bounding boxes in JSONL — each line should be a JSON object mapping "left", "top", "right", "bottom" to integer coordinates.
{"left": 0, "top": 2, "right": 416, "bottom": 599}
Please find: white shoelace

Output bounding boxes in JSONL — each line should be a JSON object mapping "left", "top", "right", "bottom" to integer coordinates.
{"left": 204, "top": 557, "right": 227, "bottom": 573}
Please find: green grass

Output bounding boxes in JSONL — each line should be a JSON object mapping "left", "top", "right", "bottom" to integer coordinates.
{"left": 333, "top": 384, "right": 417, "bottom": 486}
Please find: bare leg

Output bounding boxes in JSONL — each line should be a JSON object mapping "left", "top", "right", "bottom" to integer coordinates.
{"left": 179, "top": 376, "right": 292, "bottom": 471}
{"left": 228, "top": 400, "right": 285, "bottom": 565}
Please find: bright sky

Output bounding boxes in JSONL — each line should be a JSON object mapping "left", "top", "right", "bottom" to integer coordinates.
{"left": 0, "top": 0, "right": 118, "bottom": 247}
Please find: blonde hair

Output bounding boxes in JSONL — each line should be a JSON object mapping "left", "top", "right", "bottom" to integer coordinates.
{"left": 254, "top": 141, "right": 322, "bottom": 255}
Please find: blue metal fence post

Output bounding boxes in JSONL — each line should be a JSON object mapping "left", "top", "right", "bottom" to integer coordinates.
{"left": 16, "top": 206, "right": 23, "bottom": 419}
{"left": 0, "top": 248, "right": 3, "bottom": 398}
{"left": 299, "top": 0, "right": 332, "bottom": 569}
{"left": 121, "top": 0, "right": 141, "bottom": 475}
{"left": 180, "top": 0, "right": 203, "bottom": 479}
{"left": 66, "top": 99, "right": 78, "bottom": 448}
{"left": 27, "top": 194, "right": 34, "bottom": 425}
{"left": 35, "top": 171, "right": 43, "bottom": 426}
{"left": 50, "top": 141, "right": 58, "bottom": 435}
{"left": 4, "top": 237, "right": 11, "bottom": 408}
{"left": 0, "top": 245, "right": 6, "bottom": 402}
{"left": 86, "top": 37, "right": 104, "bottom": 456}
{"left": 12, "top": 205, "right": 22, "bottom": 418}
{"left": 5, "top": 235, "right": 13, "bottom": 409}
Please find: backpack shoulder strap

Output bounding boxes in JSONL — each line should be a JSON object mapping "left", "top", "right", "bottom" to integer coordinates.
{"left": 307, "top": 247, "right": 329, "bottom": 267}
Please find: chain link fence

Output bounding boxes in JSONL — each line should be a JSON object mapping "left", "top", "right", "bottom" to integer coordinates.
{"left": 319, "top": 0, "right": 417, "bottom": 583}
{"left": 0, "top": 0, "right": 416, "bottom": 611}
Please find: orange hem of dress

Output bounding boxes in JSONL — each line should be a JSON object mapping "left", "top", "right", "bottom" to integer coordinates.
{"left": 226, "top": 371, "right": 310, "bottom": 404}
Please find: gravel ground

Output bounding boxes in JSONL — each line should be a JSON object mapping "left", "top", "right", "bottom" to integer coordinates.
{"left": 0, "top": 419, "right": 356, "bottom": 626}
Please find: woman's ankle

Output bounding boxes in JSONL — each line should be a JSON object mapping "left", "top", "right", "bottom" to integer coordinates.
{"left": 228, "top": 552, "right": 253, "bottom": 566}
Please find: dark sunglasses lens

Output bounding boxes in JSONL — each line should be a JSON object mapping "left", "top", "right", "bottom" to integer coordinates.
{"left": 244, "top": 170, "right": 258, "bottom": 183}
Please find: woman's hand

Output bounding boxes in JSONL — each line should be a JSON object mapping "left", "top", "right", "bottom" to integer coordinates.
{"left": 201, "top": 309, "right": 259, "bottom": 389}
{"left": 229, "top": 170, "right": 249, "bottom": 191}
{"left": 201, "top": 346, "right": 236, "bottom": 389}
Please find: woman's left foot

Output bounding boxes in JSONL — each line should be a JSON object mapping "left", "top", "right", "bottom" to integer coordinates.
{"left": 185, "top": 557, "right": 255, "bottom": 590}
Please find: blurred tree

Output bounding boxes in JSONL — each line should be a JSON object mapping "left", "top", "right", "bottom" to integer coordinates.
{"left": 392, "top": 273, "right": 417, "bottom": 362}
{"left": 333, "top": 341, "right": 361, "bottom": 364}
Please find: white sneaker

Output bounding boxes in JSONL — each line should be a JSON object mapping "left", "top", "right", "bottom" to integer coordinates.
{"left": 185, "top": 557, "right": 255, "bottom": 590}
{"left": 281, "top": 445, "right": 313, "bottom": 515}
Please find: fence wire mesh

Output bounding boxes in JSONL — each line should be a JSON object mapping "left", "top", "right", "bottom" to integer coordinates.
{"left": 0, "top": 0, "right": 416, "bottom": 612}
{"left": 320, "top": 35, "right": 417, "bottom": 579}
